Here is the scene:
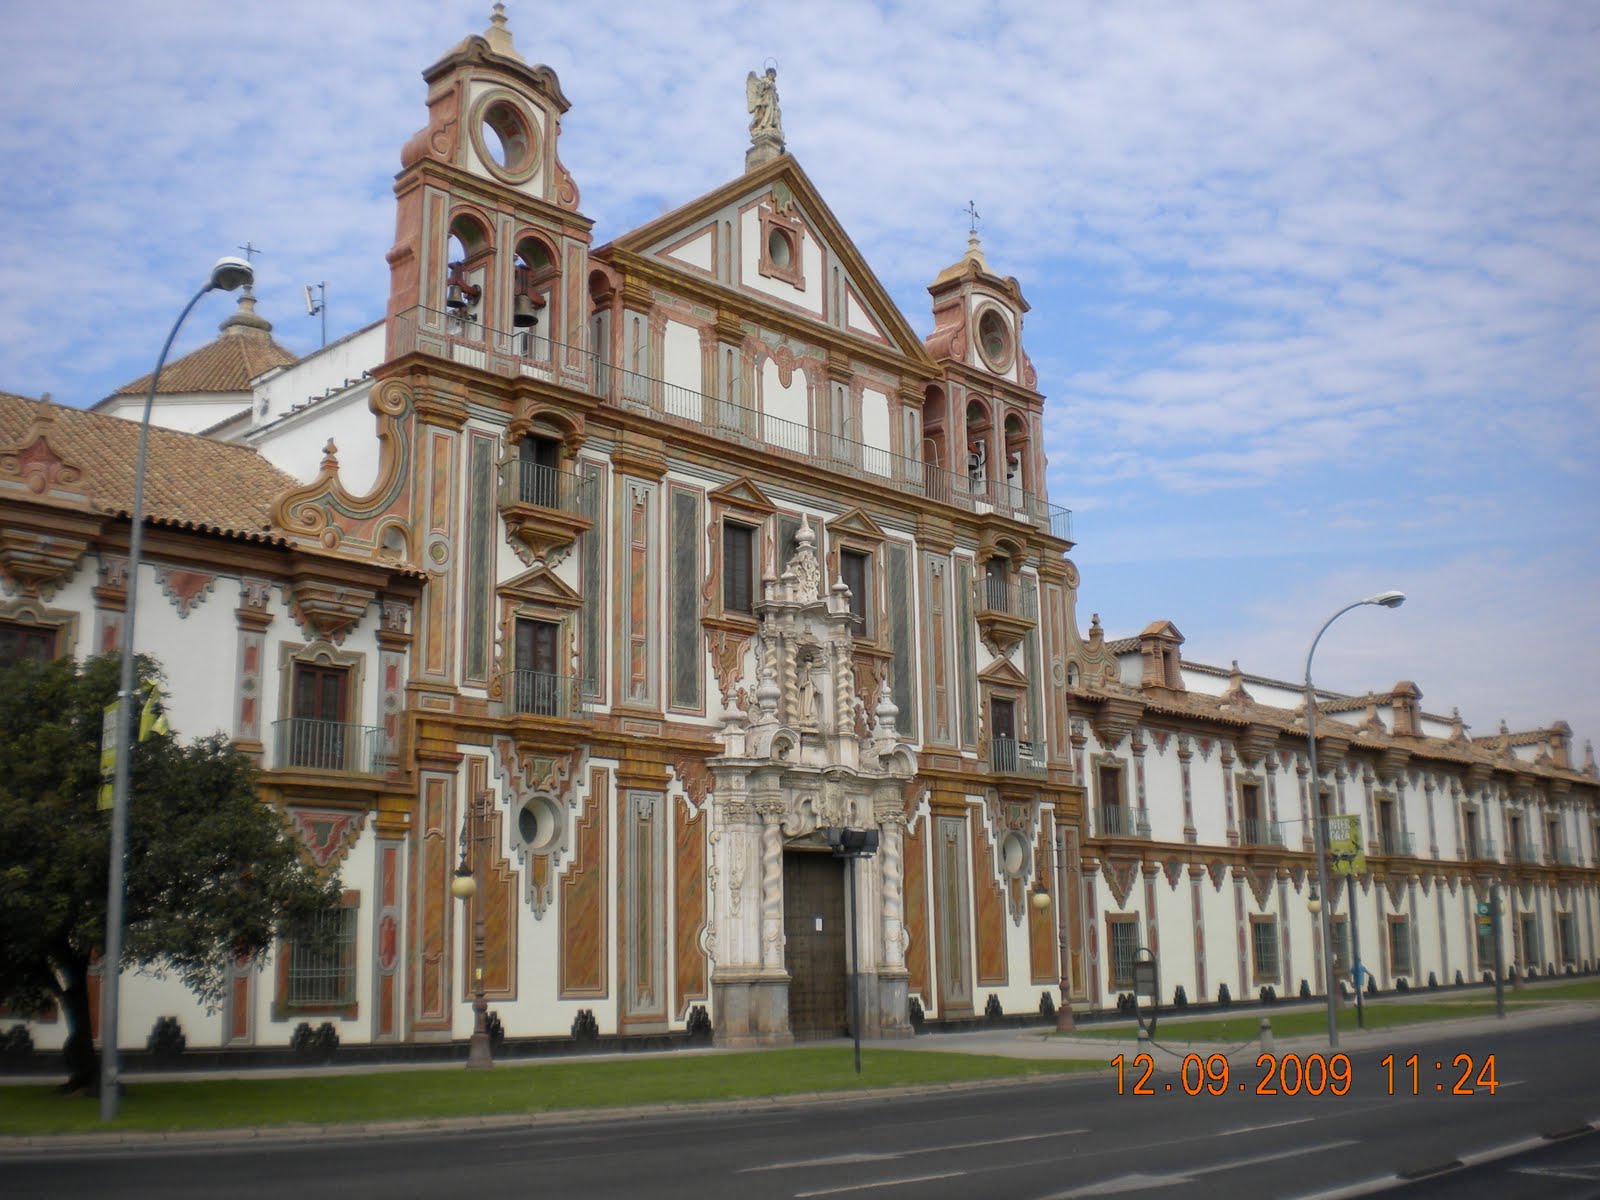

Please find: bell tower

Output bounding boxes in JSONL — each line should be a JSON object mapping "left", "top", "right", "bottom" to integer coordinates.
{"left": 385, "top": 5, "right": 592, "bottom": 389}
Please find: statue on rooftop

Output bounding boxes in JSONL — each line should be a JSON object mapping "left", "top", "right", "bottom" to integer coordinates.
{"left": 747, "top": 67, "right": 783, "bottom": 141}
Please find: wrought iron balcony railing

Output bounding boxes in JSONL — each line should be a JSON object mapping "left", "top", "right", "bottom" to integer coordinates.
{"left": 1098, "top": 805, "right": 1149, "bottom": 839}
{"left": 1464, "top": 832, "right": 1496, "bottom": 861}
{"left": 508, "top": 669, "right": 586, "bottom": 719}
{"left": 986, "top": 736, "right": 1047, "bottom": 776}
{"left": 1241, "top": 817, "right": 1284, "bottom": 847}
{"left": 272, "top": 719, "right": 386, "bottom": 774}
{"left": 1379, "top": 830, "right": 1415, "bottom": 857}
{"left": 498, "top": 460, "right": 596, "bottom": 514}
{"left": 979, "top": 575, "right": 1041, "bottom": 618}
{"left": 1508, "top": 838, "right": 1537, "bottom": 865}
{"left": 392, "top": 306, "right": 1073, "bottom": 541}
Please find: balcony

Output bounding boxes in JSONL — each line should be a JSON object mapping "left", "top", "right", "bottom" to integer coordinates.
{"left": 497, "top": 460, "right": 596, "bottom": 564}
{"left": 272, "top": 719, "right": 386, "bottom": 774}
{"left": 1549, "top": 846, "right": 1577, "bottom": 867}
{"left": 1240, "top": 817, "right": 1284, "bottom": 847}
{"left": 1464, "top": 832, "right": 1497, "bottom": 861}
{"left": 976, "top": 576, "right": 1039, "bottom": 655}
{"left": 391, "top": 305, "right": 1074, "bottom": 542}
{"left": 986, "top": 736, "right": 1047, "bottom": 777}
{"left": 1378, "top": 830, "right": 1415, "bottom": 857}
{"left": 508, "top": 670, "right": 587, "bottom": 720}
{"left": 1508, "top": 838, "right": 1537, "bottom": 865}
{"left": 1098, "top": 805, "right": 1149, "bottom": 839}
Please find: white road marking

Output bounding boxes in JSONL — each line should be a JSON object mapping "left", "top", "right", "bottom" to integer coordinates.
{"left": 1218, "top": 1117, "right": 1317, "bottom": 1136}
{"left": 795, "top": 1169, "right": 968, "bottom": 1196}
{"left": 1042, "top": 1139, "right": 1359, "bottom": 1198}
{"left": 742, "top": 1129, "right": 1087, "bottom": 1172}
{"left": 1515, "top": 1164, "right": 1600, "bottom": 1182}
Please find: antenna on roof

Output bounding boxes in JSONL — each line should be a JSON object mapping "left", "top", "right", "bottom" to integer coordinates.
{"left": 304, "top": 282, "right": 326, "bottom": 348}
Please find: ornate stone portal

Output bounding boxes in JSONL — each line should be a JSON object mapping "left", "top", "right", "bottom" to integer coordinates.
{"left": 708, "top": 518, "right": 916, "bottom": 1045}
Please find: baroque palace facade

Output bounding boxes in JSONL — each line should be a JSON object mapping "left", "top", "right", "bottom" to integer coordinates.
{"left": 4, "top": 11, "right": 1598, "bottom": 1056}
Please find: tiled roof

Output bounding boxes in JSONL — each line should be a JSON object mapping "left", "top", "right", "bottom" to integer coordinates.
{"left": 108, "top": 332, "right": 297, "bottom": 398}
{"left": 0, "top": 393, "right": 296, "bottom": 543}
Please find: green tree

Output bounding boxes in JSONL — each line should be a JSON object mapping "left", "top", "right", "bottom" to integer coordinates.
{"left": 0, "top": 653, "right": 341, "bottom": 1091}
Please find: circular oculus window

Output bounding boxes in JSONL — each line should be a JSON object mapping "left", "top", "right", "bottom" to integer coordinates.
{"left": 975, "top": 306, "right": 1015, "bottom": 373}
{"left": 469, "top": 93, "right": 541, "bottom": 184}
{"left": 767, "top": 227, "right": 795, "bottom": 269}
{"left": 1001, "top": 830, "right": 1030, "bottom": 878}
{"left": 517, "top": 794, "right": 564, "bottom": 854}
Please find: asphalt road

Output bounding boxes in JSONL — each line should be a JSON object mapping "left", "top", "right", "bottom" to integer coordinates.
{"left": 4, "top": 1019, "right": 1597, "bottom": 1199}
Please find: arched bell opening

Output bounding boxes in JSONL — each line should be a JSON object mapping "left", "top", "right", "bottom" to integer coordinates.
{"left": 964, "top": 397, "right": 993, "bottom": 495}
{"left": 444, "top": 213, "right": 493, "bottom": 328}
{"left": 511, "top": 235, "right": 558, "bottom": 357}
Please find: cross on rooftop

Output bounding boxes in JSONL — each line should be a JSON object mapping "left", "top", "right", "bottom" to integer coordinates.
{"left": 237, "top": 241, "right": 264, "bottom": 263}
{"left": 965, "top": 201, "right": 980, "bottom": 235}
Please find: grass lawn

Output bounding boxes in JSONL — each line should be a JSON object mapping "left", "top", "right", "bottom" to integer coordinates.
{"left": 0, "top": 1048, "right": 1104, "bottom": 1136}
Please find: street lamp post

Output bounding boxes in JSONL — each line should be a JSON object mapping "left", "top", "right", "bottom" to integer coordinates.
{"left": 1304, "top": 590, "right": 1405, "bottom": 1051}
{"left": 451, "top": 790, "right": 494, "bottom": 1068}
{"left": 825, "top": 826, "right": 880, "bottom": 1075}
{"left": 100, "top": 257, "right": 254, "bottom": 1121}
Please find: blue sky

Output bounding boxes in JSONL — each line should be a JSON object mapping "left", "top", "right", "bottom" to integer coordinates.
{"left": 1, "top": 1, "right": 1595, "bottom": 748}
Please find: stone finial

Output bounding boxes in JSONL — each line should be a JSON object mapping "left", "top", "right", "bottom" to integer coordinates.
{"left": 484, "top": 3, "right": 523, "bottom": 60}
{"left": 218, "top": 287, "right": 272, "bottom": 338}
{"left": 1222, "top": 660, "right": 1251, "bottom": 707}
{"left": 320, "top": 439, "right": 339, "bottom": 472}
{"left": 1449, "top": 707, "right": 1468, "bottom": 742}
{"left": 1583, "top": 739, "right": 1596, "bottom": 776}
{"left": 1087, "top": 613, "right": 1103, "bottom": 648}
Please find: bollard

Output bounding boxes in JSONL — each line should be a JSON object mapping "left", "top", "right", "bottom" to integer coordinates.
{"left": 1137, "top": 1025, "right": 1150, "bottom": 1049}
{"left": 1259, "top": 1017, "right": 1274, "bottom": 1053}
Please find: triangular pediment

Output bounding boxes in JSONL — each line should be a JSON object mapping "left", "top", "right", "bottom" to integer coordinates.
{"left": 498, "top": 564, "right": 583, "bottom": 609}
{"left": 708, "top": 476, "right": 777, "bottom": 515}
{"left": 1140, "top": 620, "right": 1184, "bottom": 643}
{"left": 978, "top": 656, "right": 1030, "bottom": 688}
{"left": 825, "top": 506, "right": 888, "bottom": 543}
{"left": 601, "top": 156, "right": 937, "bottom": 369}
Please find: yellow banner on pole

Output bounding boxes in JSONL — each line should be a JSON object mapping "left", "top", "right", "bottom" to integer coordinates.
{"left": 1327, "top": 813, "right": 1365, "bottom": 875}
{"left": 98, "top": 700, "right": 119, "bottom": 811}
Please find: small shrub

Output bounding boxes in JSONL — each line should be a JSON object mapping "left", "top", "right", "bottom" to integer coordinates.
{"left": 908, "top": 997, "right": 926, "bottom": 1033}
{"left": 1173, "top": 984, "right": 1189, "bottom": 1009}
{"left": 1299, "top": 979, "right": 1311, "bottom": 1000}
{"left": 1395, "top": 978, "right": 1410, "bottom": 992}
{"left": 146, "top": 1016, "right": 186, "bottom": 1061}
{"left": 484, "top": 1010, "right": 506, "bottom": 1051}
{"left": 1258, "top": 986, "right": 1278, "bottom": 1005}
{"left": 1427, "top": 972, "right": 1439, "bottom": 991}
{"left": 290, "top": 1021, "right": 339, "bottom": 1063}
{"left": 1039, "top": 991, "right": 1056, "bottom": 1020}
{"left": 983, "top": 994, "right": 1004, "bottom": 1023}
{"left": 571, "top": 1009, "right": 599, "bottom": 1044}
{"left": 1, "top": 1024, "right": 34, "bottom": 1067}
{"left": 1365, "top": 975, "right": 1377, "bottom": 996}
{"left": 686, "top": 1005, "right": 712, "bottom": 1042}
{"left": 1217, "top": 983, "right": 1232, "bottom": 1007}
{"left": 1455, "top": 970, "right": 1465, "bottom": 986}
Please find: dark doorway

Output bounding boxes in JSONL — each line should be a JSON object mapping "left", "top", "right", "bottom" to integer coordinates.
{"left": 784, "top": 851, "right": 848, "bottom": 1038}
{"left": 519, "top": 435, "right": 560, "bottom": 507}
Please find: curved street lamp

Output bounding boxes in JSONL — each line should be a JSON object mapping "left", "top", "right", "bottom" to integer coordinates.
{"left": 1306, "top": 590, "right": 1405, "bottom": 1051}
{"left": 100, "top": 257, "right": 255, "bottom": 1120}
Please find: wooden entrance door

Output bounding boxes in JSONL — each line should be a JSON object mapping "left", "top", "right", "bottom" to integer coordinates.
{"left": 784, "top": 851, "right": 848, "bottom": 1038}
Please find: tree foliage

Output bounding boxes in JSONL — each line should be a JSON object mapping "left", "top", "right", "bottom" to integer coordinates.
{"left": 0, "top": 653, "right": 341, "bottom": 1085}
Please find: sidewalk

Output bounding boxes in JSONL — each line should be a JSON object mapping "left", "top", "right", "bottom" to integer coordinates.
{"left": 3, "top": 994, "right": 1593, "bottom": 1152}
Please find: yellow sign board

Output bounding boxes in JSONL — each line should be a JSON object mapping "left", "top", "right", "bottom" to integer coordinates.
{"left": 1327, "top": 813, "right": 1365, "bottom": 875}
{"left": 98, "top": 700, "right": 119, "bottom": 811}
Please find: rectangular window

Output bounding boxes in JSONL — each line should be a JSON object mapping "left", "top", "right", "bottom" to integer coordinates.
{"left": 1240, "top": 782, "right": 1267, "bottom": 844}
{"left": 989, "top": 697, "right": 1017, "bottom": 772}
{"left": 1251, "top": 917, "right": 1280, "bottom": 983}
{"left": 840, "top": 548, "right": 870, "bottom": 636}
{"left": 1097, "top": 761, "right": 1128, "bottom": 835}
{"left": 1108, "top": 916, "right": 1140, "bottom": 988}
{"left": 1388, "top": 917, "right": 1412, "bottom": 978}
{"left": 0, "top": 621, "right": 57, "bottom": 666}
{"left": 514, "top": 618, "right": 562, "bottom": 715}
{"left": 1519, "top": 914, "right": 1540, "bottom": 968}
{"left": 1330, "top": 915, "right": 1351, "bottom": 977}
{"left": 1558, "top": 914, "right": 1577, "bottom": 966}
{"left": 288, "top": 664, "right": 349, "bottom": 770}
{"left": 723, "top": 522, "right": 755, "bottom": 615}
{"left": 1463, "top": 808, "right": 1481, "bottom": 858}
{"left": 1475, "top": 915, "right": 1496, "bottom": 975}
{"left": 518, "top": 436, "right": 561, "bottom": 508}
{"left": 284, "top": 904, "right": 358, "bottom": 1010}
